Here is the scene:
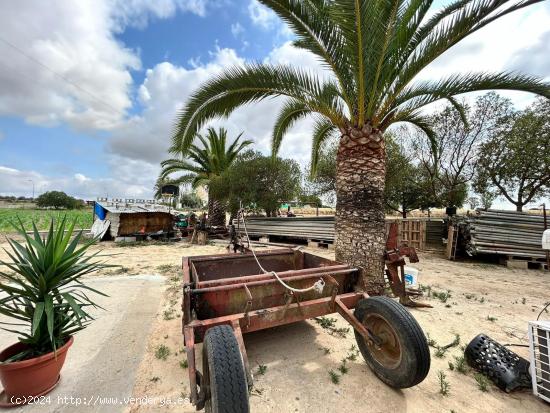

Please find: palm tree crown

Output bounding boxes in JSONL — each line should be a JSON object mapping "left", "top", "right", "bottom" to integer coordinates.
{"left": 170, "top": 0, "right": 549, "bottom": 170}
{"left": 160, "top": 127, "right": 252, "bottom": 187}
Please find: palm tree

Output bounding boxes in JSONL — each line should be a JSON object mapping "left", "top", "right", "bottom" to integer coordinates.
{"left": 170, "top": 0, "right": 550, "bottom": 293}
{"left": 160, "top": 127, "right": 252, "bottom": 226}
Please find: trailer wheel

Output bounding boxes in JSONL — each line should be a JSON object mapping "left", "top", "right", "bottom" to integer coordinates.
{"left": 202, "top": 325, "right": 250, "bottom": 413}
{"left": 354, "top": 296, "right": 430, "bottom": 388}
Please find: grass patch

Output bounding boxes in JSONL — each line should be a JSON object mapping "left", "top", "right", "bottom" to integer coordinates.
{"left": 163, "top": 308, "right": 176, "bottom": 320}
{"left": 257, "top": 364, "right": 267, "bottom": 375}
{"left": 155, "top": 344, "right": 170, "bottom": 360}
{"left": 320, "top": 346, "right": 331, "bottom": 355}
{"left": 432, "top": 290, "right": 452, "bottom": 303}
{"left": 157, "top": 264, "right": 179, "bottom": 275}
{"left": 338, "top": 359, "right": 349, "bottom": 374}
{"left": 474, "top": 373, "right": 490, "bottom": 392}
{"left": 438, "top": 371, "right": 450, "bottom": 396}
{"left": 453, "top": 356, "right": 468, "bottom": 374}
{"left": 328, "top": 370, "right": 340, "bottom": 384}
{"left": 180, "top": 359, "right": 188, "bottom": 369}
{"left": 314, "top": 317, "right": 350, "bottom": 338}
{"left": 433, "top": 334, "right": 460, "bottom": 358}
{"left": 346, "top": 344, "right": 359, "bottom": 361}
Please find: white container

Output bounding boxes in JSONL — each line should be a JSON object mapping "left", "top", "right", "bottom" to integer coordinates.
{"left": 403, "top": 266, "right": 419, "bottom": 288}
{"left": 542, "top": 229, "right": 550, "bottom": 250}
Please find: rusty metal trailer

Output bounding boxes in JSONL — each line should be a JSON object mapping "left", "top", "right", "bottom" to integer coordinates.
{"left": 182, "top": 248, "right": 430, "bottom": 412}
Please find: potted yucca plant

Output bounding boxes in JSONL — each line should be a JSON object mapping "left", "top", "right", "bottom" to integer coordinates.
{"left": 0, "top": 217, "right": 110, "bottom": 405}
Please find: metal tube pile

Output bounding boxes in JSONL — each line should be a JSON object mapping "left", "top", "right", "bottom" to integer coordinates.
{"left": 462, "top": 209, "right": 546, "bottom": 258}
{"left": 235, "top": 216, "right": 335, "bottom": 241}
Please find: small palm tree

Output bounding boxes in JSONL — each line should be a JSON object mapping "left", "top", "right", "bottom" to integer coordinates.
{"left": 170, "top": 0, "right": 549, "bottom": 292}
{"left": 160, "top": 127, "right": 252, "bottom": 226}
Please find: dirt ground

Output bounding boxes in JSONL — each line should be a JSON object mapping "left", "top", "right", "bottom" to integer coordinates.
{"left": 0, "top": 239, "right": 548, "bottom": 412}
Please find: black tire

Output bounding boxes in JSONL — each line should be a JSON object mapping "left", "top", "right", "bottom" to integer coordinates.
{"left": 202, "top": 325, "right": 250, "bottom": 413}
{"left": 354, "top": 296, "right": 430, "bottom": 388}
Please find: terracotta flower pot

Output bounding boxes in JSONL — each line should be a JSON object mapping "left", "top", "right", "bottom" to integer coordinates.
{"left": 0, "top": 336, "right": 73, "bottom": 402}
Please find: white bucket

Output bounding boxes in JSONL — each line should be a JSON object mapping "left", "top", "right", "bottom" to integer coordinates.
{"left": 403, "top": 266, "right": 419, "bottom": 288}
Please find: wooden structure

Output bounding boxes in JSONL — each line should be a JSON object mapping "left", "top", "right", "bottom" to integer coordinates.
{"left": 385, "top": 219, "right": 445, "bottom": 251}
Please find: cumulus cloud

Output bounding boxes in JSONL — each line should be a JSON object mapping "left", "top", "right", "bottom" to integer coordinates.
{"left": 417, "top": 6, "right": 550, "bottom": 83}
{"left": 108, "top": 47, "right": 246, "bottom": 164}
{"left": 248, "top": 1, "right": 278, "bottom": 29}
{"left": 112, "top": 0, "right": 209, "bottom": 29}
{"left": 0, "top": 0, "right": 211, "bottom": 131}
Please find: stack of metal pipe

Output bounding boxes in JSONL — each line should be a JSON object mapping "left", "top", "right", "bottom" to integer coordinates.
{"left": 462, "top": 209, "right": 546, "bottom": 258}
{"left": 234, "top": 216, "right": 335, "bottom": 241}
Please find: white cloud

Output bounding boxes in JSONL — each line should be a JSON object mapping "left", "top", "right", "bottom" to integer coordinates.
{"left": 231, "top": 22, "right": 245, "bottom": 38}
{"left": 414, "top": 6, "right": 550, "bottom": 108}
{"left": 248, "top": 1, "right": 278, "bottom": 29}
{"left": 0, "top": 0, "right": 211, "bottom": 131}
{"left": 0, "top": 162, "right": 156, "bottom": 200}
{"left": 111, "top": 0, "right": 209, "bottom": 29}
{"left": 108, "top": 47, "right": 246, "bottom": 165}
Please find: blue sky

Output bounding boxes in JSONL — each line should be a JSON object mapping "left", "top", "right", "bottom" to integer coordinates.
{"left": 0, "top": 0, "right": 549, "bottom": 208}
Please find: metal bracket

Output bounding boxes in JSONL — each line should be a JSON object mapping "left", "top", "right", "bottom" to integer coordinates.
{"left": 242, "top": 284, "right": 253, "bottom": 328}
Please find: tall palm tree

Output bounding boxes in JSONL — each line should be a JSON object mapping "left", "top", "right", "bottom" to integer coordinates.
{"left": 160, "top": 127, "right": 252, "bottom": 226}
{"left": 170, "top": 0, "right": 550, "bottom": 293}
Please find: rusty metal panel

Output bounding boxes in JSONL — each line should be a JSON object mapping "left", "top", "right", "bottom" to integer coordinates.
{"left": 194, "top": 269, "right": 357, "bottom": 319}
{"left": 189, "top": 292, "right": 365, "bottom": 341}
{"left": 191, "top": 249, "right": 296, "bottom": 281}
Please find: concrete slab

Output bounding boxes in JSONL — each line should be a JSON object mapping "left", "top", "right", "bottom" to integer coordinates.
{"left": 0, "top": 275, "right": 164, "bottom": 412}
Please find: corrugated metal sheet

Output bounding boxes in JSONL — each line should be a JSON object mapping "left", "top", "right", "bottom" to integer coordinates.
{"left": 235, "top": 216, "right": 443, "bottom": 250}
{"left": 459, "top": 209, "right": 546, "bottom": 258}
{"left": 96, "top": 200, "right": 175, "bottom": 214}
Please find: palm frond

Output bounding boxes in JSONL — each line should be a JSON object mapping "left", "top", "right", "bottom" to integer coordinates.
{"left": 170, "top": 64, "right": 345, "bottom": 154}
{"left": 310, "top": 117, "right": 338, "bottom": 176}
{"left": 272, "top": 99, "right": 312, "bottom": 156}
{"left": 258, "top": 0, "right": 356, "bottom": 109}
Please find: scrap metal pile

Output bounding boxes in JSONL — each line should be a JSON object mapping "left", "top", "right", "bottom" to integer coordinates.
{"left": 234, "top": 216, "right": 335, "bottom": 241}
{"left": 458, "top": 209, "right": 546, "bottom": 259}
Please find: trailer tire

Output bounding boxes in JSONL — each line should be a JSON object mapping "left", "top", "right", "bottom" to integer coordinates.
{"left": 354, "top": 296, "right": 430, "bottom": 388}
{"left": 202, "top": 325, "right": 249, "bottom": 413}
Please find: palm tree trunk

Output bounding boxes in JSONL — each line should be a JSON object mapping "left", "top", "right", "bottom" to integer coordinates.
{"left": 335, "top": 125, "right": 386, "bottom": 295}
{"left": 207, "top": 189, "right": 227, "bottom": 227}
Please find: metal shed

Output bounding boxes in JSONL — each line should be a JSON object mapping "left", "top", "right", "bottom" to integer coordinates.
{"left": 93, "top": 199, "right": 176, "bottom": 239}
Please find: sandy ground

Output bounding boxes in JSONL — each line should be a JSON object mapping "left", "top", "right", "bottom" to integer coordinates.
{"left": 0, "top": 240, "right": 549, "bottom": 412}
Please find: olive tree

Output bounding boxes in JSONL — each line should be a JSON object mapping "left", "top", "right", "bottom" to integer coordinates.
{"left": 475, "top": 98, "right": 550, "bottom": 211}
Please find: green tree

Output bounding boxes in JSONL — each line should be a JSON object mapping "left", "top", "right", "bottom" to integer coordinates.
{"left": 35, "top": 191, "right": 80, "bottom": 210}
{"left": 180, "top": 191, "right": 204, "bottom": 209}
{"left": 304, "top": 139, "right": 337, "bottom": 204}
{"left": 475, "top": 98, "right": 550, "bottom": 211}
{"left": 160, "top": 127, "right": 252, "bottom": 226}
{"left": 170, "top": 1, "right": 550, "bottom": 292}
{"left": 384, "top": 135, "right": 428, "bottom": 217}
{"left": 413, "top": 93, "right": 513, "bottom": 209}
{"left": 210, "top": 150, "right": 302, "bottom": 217}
